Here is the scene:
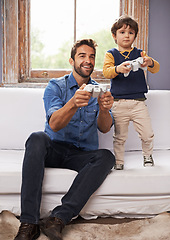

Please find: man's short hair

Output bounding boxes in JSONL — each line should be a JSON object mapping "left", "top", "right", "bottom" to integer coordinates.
{"left": 71, "top": 39, "right": 98, "bottom": 60}
{"left": 111, "top": 15, "right": 138, "bottom": 38}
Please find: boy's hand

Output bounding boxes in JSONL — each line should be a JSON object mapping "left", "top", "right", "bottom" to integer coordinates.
{"left": 141, "top": 52, "right": 153, "bottom": 68}
{"left": 116, "top": 62, "right": 131, "bottom": 75}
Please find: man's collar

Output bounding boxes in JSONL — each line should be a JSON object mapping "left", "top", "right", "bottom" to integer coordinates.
{"left": 68, "top": 72, "right": 93, "bottom": 89}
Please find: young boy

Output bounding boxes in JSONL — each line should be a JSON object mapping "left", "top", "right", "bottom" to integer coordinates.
{"left": 103, "top": 15, "right": 160, "bottom": 170}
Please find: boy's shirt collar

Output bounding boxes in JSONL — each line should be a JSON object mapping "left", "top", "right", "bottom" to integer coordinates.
{"left": 119, "top": 47, "right": 134, "bottom": 59}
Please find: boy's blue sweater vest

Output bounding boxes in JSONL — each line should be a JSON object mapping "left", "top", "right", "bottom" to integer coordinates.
{"left": 108, "top": 47, "right": 148, "bottom": 99}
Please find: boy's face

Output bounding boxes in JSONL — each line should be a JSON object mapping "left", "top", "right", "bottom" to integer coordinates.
{"left": 112, "top": 24, "right": 136, "bottom": 51}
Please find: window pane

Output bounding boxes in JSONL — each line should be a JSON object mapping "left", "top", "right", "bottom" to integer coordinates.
{"left": 31, "top": 0, "right": 74, "bottom": 70}
{"left": 31, "top": 0, "right": 119, "bottom": 70}
{"left": 76, "top": 0, "right": 119, "bottom": 69}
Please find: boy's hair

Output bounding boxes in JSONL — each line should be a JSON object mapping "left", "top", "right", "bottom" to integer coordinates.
{"left": 71, "top": 39, "right": 98, "bottom": 60}
{"left": 111, "top": 15, "right": 138, "bottom": 38}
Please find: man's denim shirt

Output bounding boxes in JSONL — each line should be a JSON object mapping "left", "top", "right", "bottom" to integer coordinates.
{"left": 43, "top": 73, "right": 114, "bottom": 151}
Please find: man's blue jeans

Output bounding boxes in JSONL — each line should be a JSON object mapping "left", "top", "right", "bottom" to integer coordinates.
{"left": 20, "top": 131, "right": 115, "bottom": 225}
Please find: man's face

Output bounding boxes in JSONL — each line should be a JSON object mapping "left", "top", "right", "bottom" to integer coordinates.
{"left": 72, "top": 45, "right": 95, "bottom": 78}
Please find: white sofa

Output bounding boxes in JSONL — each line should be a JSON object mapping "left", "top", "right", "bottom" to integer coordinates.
{"left": 0, "top": 87, "right": 170, "bottom": 219}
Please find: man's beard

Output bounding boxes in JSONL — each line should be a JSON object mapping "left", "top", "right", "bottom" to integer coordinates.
{"left": 74, "top": 63, "right": 94, "bottom": 78}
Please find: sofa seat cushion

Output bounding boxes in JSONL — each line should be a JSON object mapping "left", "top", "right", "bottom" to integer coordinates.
{"left": 0, "top": 150, "right": 77, "bottom": 194}
{"left": 1, "top": 149, "right": 170, "bottom": 196}
{"left": 95, "top": 150, "right": 170, "bottom": 196}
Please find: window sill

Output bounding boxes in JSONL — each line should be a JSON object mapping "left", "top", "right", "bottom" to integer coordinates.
{"left": 1, "top": 82, "right": 47, "bottom": 88}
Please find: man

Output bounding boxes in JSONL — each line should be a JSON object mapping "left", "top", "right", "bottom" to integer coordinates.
{"left": 14, "top": 39, "right": 115, "bottom": 240}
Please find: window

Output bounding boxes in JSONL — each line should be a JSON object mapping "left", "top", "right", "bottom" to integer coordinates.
{"left": 2, "top": 0, "right": 149, "bottom": 85}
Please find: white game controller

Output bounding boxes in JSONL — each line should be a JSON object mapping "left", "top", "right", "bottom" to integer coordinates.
{"left": 84, "top": 84, "right": 110, "bottom": 98}
{"left": 124, "top": 57, "right": 147, "bottom": 77}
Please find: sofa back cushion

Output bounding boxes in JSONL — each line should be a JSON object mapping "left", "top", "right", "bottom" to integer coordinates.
{"left": 0, "top": 88, "right": 170, "bottom": 151}
{"left": 99, "top": 90, "right": 170, "bottom": 151}
{"left": 0, "top": 88, "right": 45, "bottom": 149}
{"left": 126, "top": 90, "right": 170, "bottom": 151}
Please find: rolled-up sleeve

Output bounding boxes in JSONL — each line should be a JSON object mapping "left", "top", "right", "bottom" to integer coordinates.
{"left": 43, "top": 81, "right": 64, "bottom": 122}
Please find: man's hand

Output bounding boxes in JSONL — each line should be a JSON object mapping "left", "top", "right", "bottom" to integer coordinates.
{"left": 97, "top": 91, "right": 114, "bottom": 133}
{"left": 98, "top": 91, "right": 114, "bottom": 111}
{"left": 73, "top": 84, "right": 92, "bottom": 108}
